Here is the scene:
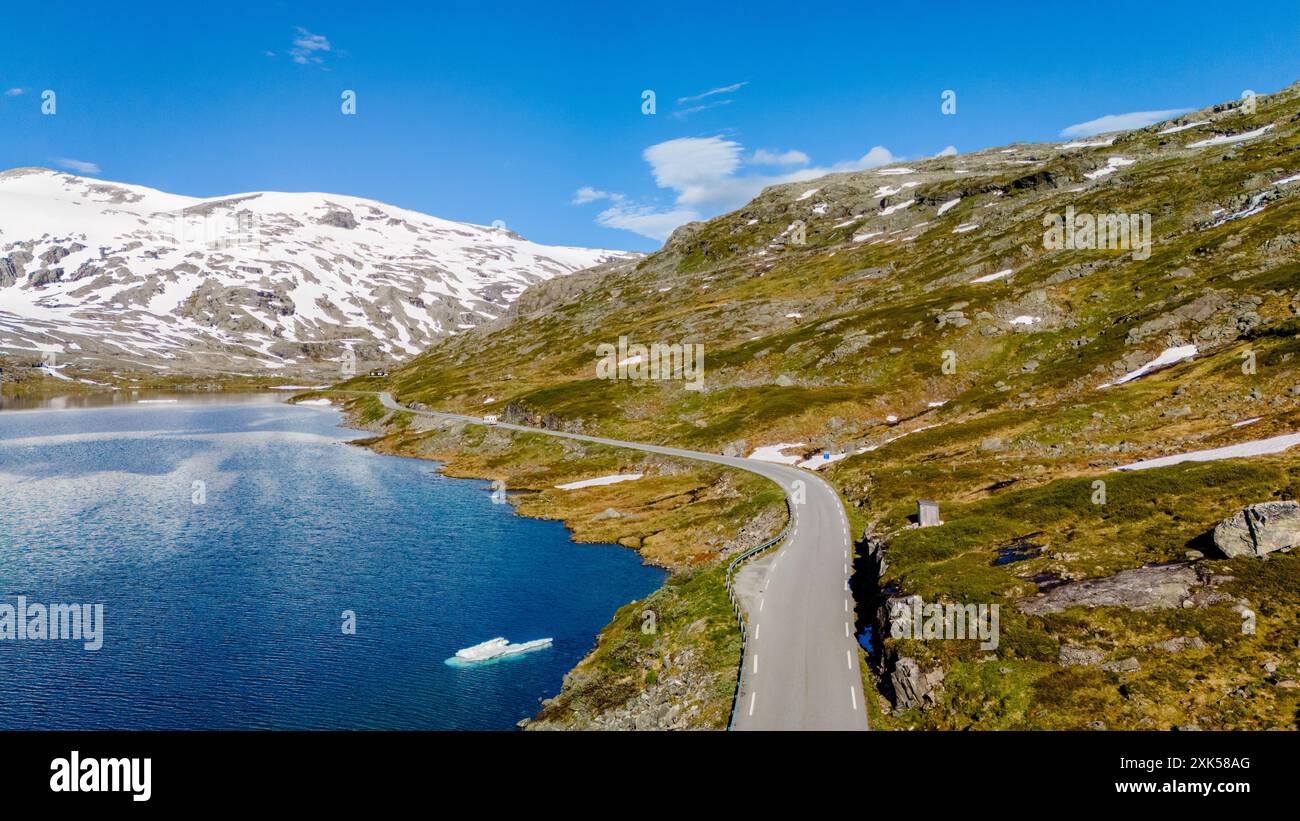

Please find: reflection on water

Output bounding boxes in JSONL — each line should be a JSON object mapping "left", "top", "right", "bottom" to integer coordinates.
{"left": 0, "top": 389, "right": 289, "bottom": 412}
{"left": 0, "top": 399, "right": 665, "bottom": 729}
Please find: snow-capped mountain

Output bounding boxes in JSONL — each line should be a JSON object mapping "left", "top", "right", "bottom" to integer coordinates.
{"left": 0, "top": 168, "right": 636, "bottom": 374}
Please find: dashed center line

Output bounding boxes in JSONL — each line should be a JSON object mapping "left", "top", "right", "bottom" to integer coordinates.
{"left": 850, "top": 686, "right": 858, "bottom": 711}
{"left": 749, "top": 691, "right": 757, "bottom": 716}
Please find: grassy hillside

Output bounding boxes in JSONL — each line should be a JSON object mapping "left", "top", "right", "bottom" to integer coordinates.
{"left": 364, "top": 83, "right": 1300, "bottom": 729}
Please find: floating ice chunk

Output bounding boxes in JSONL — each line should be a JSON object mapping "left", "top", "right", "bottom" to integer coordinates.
{"left": 448, "top": 637, "right": 553, "bottom": 666}
{"left": 296, "top": 398, "right": 333, "bottom": 406}
{"left": 1099, "top": 344, "right": 1197, "bottom": 387}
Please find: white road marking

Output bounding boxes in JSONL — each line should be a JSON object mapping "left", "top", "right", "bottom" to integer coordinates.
{"left": 850, "top": 686, "right": 858, "bottom": 711}
{"left": 844, "top": 622, "right": 851, "bottom": 637}
{"left": 846, "top": 649, "right": 852, "bottom": 669}
{"left": 749, "top": 691, "right": 757, "bottom": 716}
{"left": 755, "top": 623, "right": 761, "bottom": 640}
{"left": 754, "top": 654, "right": 759, "bottom": 674}
{"left": 843, "top": 599, "right": 848, "bottom": 612}
{"left": 759, "top": 598, "right": 765, "bottom": 612}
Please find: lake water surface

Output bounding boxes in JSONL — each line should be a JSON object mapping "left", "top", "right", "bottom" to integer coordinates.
{"left": 0, "top": 397, "right": 664, "bottom": 729}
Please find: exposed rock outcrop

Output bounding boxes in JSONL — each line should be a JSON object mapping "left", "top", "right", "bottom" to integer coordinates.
{"left": 1018, "top": 562, "right": 1232, "bottom": 615}
{"left": 1212, "top": 501, "right": 1300, "bottom": 558}
{"left": 889, "top": 656, "right": 945, "bottom": 710}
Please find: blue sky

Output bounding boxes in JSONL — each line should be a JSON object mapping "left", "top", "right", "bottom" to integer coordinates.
{"left": 3, "top": 1, "right": 1298, "bottom": 252}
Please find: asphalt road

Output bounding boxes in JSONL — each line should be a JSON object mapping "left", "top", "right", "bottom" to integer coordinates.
{"left": 373, "top": 391, "right": 868, "bottom": 731}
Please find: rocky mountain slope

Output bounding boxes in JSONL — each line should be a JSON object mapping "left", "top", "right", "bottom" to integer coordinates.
{"left": 0, "top": 168, "right": 634, "bottom": 375}
{"left": 366, "top": 82, "right": 1300, "bottom": 730}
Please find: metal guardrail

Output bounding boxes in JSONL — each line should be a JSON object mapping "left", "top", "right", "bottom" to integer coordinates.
{"left": 725, "top": 498, "right": 793, "bottom": 730}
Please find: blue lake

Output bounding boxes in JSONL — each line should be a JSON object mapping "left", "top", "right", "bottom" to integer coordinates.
{"left": 0, "top": 397, "right": 665, "bottom": 729}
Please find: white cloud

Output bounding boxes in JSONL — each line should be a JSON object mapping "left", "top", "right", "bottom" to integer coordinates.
{"left": 676, "top": 82, "right": 748, "bottom": 105}
{"left": 4, "top": 87, "right": 24, "bottom": 96}
{"left": 1060, "top": 108, "right": 1190, "bottom": 138}
{"left": 53, "top": 157, "right": 101, "bottom": 174}
{"left": 572, "top": 186, "right": 625, "bottom": 205}
{"left": 751, "top": 148, "right": 810, "bottom": 166}
{"left": 935, "top": 145, "right": 958, "bottom": 157}
{"left": 594, "top": 203, "right": 701, "bottom": 241}
{"left": 584, "top": 138, "right": 900, "bottom": 243}
{"left": 671, "top": 82, "right": 747, "bottom": 118}
{"left": 826, "top": 146, "right": 898, "bottom": 173}
{"left": 644, "top": 137, "right": 745, "bottom": 205}
{"left": 290, "top": 27, "right": 332, "bottom": 65}
{"left": 671, "top": 99, "right": 733, "bottom": 119}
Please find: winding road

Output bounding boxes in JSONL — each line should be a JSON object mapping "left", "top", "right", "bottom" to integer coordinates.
{"left": 372, "top": 391, "right": 868, "bottom": 731}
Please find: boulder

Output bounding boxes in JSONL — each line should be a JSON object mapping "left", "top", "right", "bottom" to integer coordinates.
{"left": 1059, "top": 645, "right": 1103, "bottom": 667}
{"left": 722, "top": 439, "right": 748, "bottom": 458}
{"left": 1212, "top": 501, "right": 1300, "bottom": 558}
{"left": 1019, "top": 563, "right": 1202, "bottom": 615}
{"left": 1102, "top": 657, "right": 1141, "bottom": 673}
{"left": 889, "top": 656, "right": 944, "bottom": 710}
{"left": 1145, "top": 636, "right": 1207, "bottom": 653}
